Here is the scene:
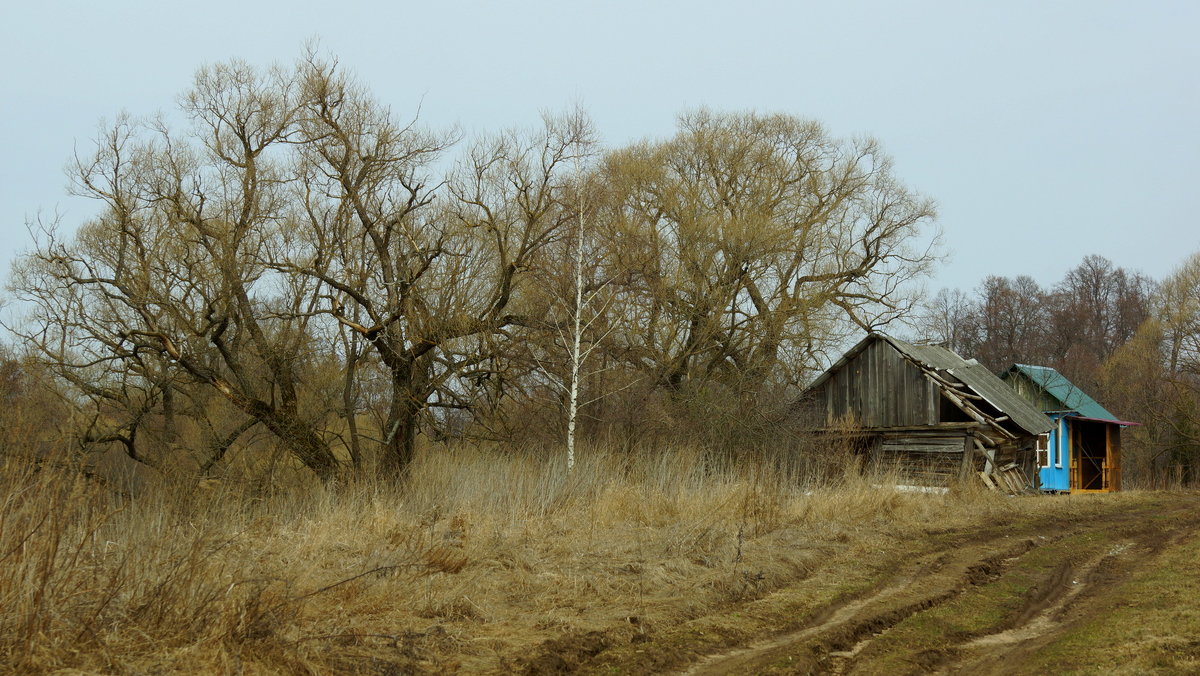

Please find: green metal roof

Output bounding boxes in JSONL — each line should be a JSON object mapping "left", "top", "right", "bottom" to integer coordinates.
{"left": 1002, "top": 364, "right": 1117, "bottom": 420}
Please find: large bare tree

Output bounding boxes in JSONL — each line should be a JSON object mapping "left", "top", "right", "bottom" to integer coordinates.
{"left": 276, "top": 56, "right": 595, "bottom": 473}
{"left": 10, "top": 63, "right": 340, "bottom": 479}
{"left": 595, "top": 111, "right": 937, "bottom": 397}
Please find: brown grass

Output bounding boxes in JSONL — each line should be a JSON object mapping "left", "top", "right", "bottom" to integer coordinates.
{"left": 0, "top": 443, "right": 1137, "bottom": 674}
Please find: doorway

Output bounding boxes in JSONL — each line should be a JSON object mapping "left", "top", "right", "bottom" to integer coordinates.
{"left": 1071, "top": 419, "right": 1113, "bottom": 491}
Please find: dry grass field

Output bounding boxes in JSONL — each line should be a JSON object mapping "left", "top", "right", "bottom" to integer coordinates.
{"left": 2, "top": 446, "right": 1196, "bottom": 675}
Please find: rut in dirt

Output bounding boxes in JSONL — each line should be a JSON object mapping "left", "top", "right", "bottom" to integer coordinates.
{"left": 931, "top": 518, "right": 1194, "bottom": 675}
{"left": 681, "top": 536, "right": 1045, "bottom": 676}
{"left": 678, "top": 499, "right": 1199, "bottom": 676}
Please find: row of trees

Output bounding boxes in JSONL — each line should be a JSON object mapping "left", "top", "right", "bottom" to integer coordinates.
{"left": 9, "top": 52, "right": 1195, "bottom": 488}
{"left": 919, "top": 254, "right": 1200, "bottom": 485}
{"left": 920, "top": 255, "right": 1154, "bottom": 389}
{"left": 4, "top": 53, "right": 937, "bottom": 482}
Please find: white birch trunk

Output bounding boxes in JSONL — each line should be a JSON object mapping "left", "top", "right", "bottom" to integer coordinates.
{"left": 566, "top": 178, "right": 585, "bottom": 472}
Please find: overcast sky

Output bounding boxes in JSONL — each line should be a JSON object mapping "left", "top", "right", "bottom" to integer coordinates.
{"left": 2, "top": 0, "right": 1197, "bottom": 297}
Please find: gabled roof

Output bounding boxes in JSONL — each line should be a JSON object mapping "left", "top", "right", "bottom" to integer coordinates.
{"left": 808, "top": 333, "right": 1054, "bottom": 436}
{"left": 1002, "top": 364, "right": 1118, "bottom": 421}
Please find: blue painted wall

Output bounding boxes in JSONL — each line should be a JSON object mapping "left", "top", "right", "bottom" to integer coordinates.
{"left": 1038, "top": 414, "right": 1071, "bottom": 491}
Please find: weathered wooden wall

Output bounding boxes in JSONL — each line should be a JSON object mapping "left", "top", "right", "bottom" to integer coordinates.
{"left": 818, "top": 339, "right": 940, "bottom": 427}
{"left": 871, "top": 429, "right": 969, "bottom": 487}
{"left": 806, "top": 335, "right": 1046, "bottom": 491}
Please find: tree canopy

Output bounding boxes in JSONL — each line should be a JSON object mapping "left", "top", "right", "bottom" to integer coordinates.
{"left": 7, "top": 53, "right": 939, "bottom": 480}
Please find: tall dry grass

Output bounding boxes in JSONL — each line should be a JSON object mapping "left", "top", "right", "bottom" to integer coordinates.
{"left": 0, "top": 442, "right": 1136, "bottom": 674}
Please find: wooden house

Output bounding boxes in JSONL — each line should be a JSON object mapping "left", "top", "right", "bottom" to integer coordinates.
{"left": 1000, "top": 364, "right": 1137, "bottom": 493}
{"left": 805, "top": 334, "right": 1054, "bottom": 491}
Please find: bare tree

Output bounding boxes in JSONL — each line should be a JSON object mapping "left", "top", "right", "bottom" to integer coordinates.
{"left": 967, "top": 275, "right": 1051, "bottom": 371}
{"left": 1050, "top": 255, "right": 1154, "bottom": 385}
{"left": 594, "top": 111, "right": 938, "bottom": 400}
{"left": 533, "top": 130, "right": 611, "bottom": 471}
{"left": 919, "top": 287, "right": 977, "bottom": 354}
{"left": 930, "top": 256, "right": 1154, "bottom": 382}
{"left": 1099, "top": 252, "right": 1200, "bottom": 487}
{"left": 9, "top": 64, "right": 341, "bottom": 479}
{"left": 1152, "top": 252, "right": 1200, "bottom": 482}
{"left": 1153, "top": 254, "right": 1199, "bottom": 375}
{"left": 8, "top": 54, "right": 953, "bottom": 475}
{"left": 277, "top": 55, "right": 595, "bottom": 474}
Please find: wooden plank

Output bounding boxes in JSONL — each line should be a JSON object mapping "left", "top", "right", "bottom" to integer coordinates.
{"left": 875, "top": 339, "right": 885, "bottom": 426}
{"left": 959, "top": 433, "right": 975, "bottom": 481}
{"left": 1002, "top": 469, "right": 1024, "bottom": 493}
{"left": 891, "top": 343, "right": 902, "bottom": 426}
{"left": 1011, "top": 466, "right": 1031, "bottom": 491}
{"left": 882, "top": 439, "right": 965, "bottom": 448}
{"left": 855, "top": 342, "right": 864, "bottom": 420}
{"left": 857, "top": 342, "right": 867, "bottom": 425}
{"left": 838, "top": 365, "right": 848, "bottom": 421}
{"left": 921, "top": 361, "right": 935, "bottom": 424}
{"left": 870, "top": 339, "right": 881, "bottom": 426}
{"left": 841, "top": 359, "right": 848, "bottom": 416}
{"left": 880, "top": 445, "right": 966, "bottom": 453}
{"left": 1110, "top": 423, "right": 1121, "bottom": 491}
{"left": 995, "top": 470, "right": 1016, "bottom": 493}
{"left": 825, "top": 382, "right": 833, "bottom": 424}
{"left": 881, "top": 434, "right": 964, "bottom": 444}
{"left": 926, "top": 372, "right": 936, "bottom": 424}
{"left": 872, "top": 340, "right": 882, "bottom": 426}
{"left": 881, "top": 340, "right": 892, "bottom": 426}
{"left": 880, "top": 440, "right": 964, "bottom": 448}
{"left": 871, "top": 423, "right": 980, "bottom": 434}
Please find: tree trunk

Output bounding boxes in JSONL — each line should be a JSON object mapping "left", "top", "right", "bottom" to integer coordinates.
{"left": 256, "top": 406, "right": 340, "bottom": 481}
{"left": 200, "top": 372, "right": 340, "bottom": 481}
{"left": 380, "top": 371, "right": 423, "bottom": 478}
{"left": 342, "top": 345, "right": 364, "bottom": 471}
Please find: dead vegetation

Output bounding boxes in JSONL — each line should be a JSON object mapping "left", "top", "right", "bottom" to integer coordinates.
{"left": 0, "top": 443, "right": 1159, "bottom": 675}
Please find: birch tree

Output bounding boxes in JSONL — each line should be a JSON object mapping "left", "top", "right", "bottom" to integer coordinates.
{"left": 544, "top": 128, "right": 607, "bottom": 471}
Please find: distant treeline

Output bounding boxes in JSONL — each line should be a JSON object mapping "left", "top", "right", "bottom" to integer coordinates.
{"left": 919, "top": 253, "right": 1200, "bottom": 486}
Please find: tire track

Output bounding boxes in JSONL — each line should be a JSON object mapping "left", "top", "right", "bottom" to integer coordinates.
{"left": 932, "top": 517, "right": 1196, "bottom": 675}
{"left": 676, "top": 499, "right": 1200, "bottom": 676}
{"left": 681, "top": 538, "right": 1042, "bottom": 675}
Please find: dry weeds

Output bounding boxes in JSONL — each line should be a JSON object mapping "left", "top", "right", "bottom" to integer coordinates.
{"left": 0, "top": 445, "right": 1138, "bottom": 674}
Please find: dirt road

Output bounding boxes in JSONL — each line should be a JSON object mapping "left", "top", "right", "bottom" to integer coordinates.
{"left": 557, "top": 493, "right": 1200, "bottom": 675}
